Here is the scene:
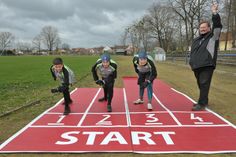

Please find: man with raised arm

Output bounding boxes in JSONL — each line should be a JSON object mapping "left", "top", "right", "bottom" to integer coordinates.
{"left": 189, "top": 3, "right": 222, "bottom": 111}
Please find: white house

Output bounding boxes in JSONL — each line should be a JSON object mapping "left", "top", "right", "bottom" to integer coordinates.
{"left": 153, "top": 47, "right": 166, "bottom": 61}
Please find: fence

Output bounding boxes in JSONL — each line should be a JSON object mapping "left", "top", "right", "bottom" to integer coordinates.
{"left": 166, "top": 52, "right": 236, "bottom": 66}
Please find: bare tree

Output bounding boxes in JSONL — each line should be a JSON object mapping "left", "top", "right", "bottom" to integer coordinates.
{"left": 32, "top": 34, "right": 43, "bottom": 53}
{"left": 62, "top": 43, "right": 70, "bottom": 50}
{"left": 55, "top": 37, "right": 61, "bottom": 51}
{"left": 169, "top": 0, "right": 208, "bottom": 49}
{"left": 147, "top": 3, "right": 176, "bottom": 52}
{"left": 120, "top": 29, "right": 129, "bottom": 46}
{"left": 135, "top": 17, "right": 152, "bottom": 52}
{"left": 0, "top": 32, "right": 14, "bottom": 55}
{"left": 223, "top": 0, "right": 235, "bottom": 50}
{"left": 16, "top": 41, "right": 32, "bottom": 54}
{"left": 40, "top": 26, "right": 60, "bottom": 51}
{"left": 232, "top": 0, "right": 236, "bottom": 48}
{"left": 126, "top": 23, "right": 142, "bottom": 53}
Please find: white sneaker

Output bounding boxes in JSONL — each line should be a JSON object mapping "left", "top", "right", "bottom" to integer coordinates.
{"left": 147, "top": 103, "right": 153, "bottom": 110}
{"left": 133, "top": 99, "right": 144, "bottom": 104}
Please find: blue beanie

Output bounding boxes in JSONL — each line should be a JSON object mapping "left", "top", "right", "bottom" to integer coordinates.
{"left": 101, "top": 53, "right": 110, "bottom": 62}
{"left": 138, "top": 51, "right": 147, "bottom": 59}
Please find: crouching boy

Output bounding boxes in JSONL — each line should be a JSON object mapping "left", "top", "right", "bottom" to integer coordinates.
{"left": 91, "top": 53, "right": 117, "bottom": 112}
{"left": 50, "top": 57, "right": 75, "bottom": 115}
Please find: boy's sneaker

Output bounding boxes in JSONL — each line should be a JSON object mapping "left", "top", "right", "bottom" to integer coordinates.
{"left": 192, "top": 104, "right": 205, "bottom": 111}
{"left": 63, "top": 106, "right": 71, "bottom": 115}
{"left": 98, "top": 97, "right": 107, "bottom": 102}
{"left": 133, "top": 99, "right": 144, "bottom": 104}
{"left": 147, "top": 103, "right": 153, "bottom": 110}
{"left": 107, "top": 104, "right": 112, "bottom": 112}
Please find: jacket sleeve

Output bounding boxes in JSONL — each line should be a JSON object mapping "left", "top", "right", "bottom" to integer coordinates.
{"left": 62, "top": 67, "right": 70, "bottom": 87}
{"left": 132, "top": 57, "right": 139, "bottom": 74}
{"left": 212, "top": 13, "right": 222, "bottom": 40}
{"left": 91, "top": 62, "right": 99, "bottom": 81}
{"left": 148, "top": 59, "right": 157, "bottom": 82}
{"left": 110, "top": 62, "right": 117, "bottom": 79}
{"left": 50, "top": 65, "right": 57, "bottom": 81}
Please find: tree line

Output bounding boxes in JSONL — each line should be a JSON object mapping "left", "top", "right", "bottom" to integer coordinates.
{"left": 121, "top": 0, "right": 236, "bottom": 53}
{"left": 0, "top": 26, "right": 70, "bottom": 55}
{"left": 1, "top": 0, "right": 235, "bottom": 55}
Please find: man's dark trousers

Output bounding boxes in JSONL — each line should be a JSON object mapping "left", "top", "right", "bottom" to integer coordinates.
{"left": 193, "top": 66, "right": 214, "bottom": 106}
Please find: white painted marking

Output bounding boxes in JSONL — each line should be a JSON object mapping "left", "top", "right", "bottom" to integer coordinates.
{"left": 96, "top": 115, "right": 112, "bottom": 126}
{"left": 77, "top": 88, "right": 101, "bottom": 126}
{"left": 0, "top": 88, "right": 78, "bottom": 150}
{"left": 123, "top": 88, "right": 131, "bottom": 126}
{"left": 153, "top": 93, "right": 182, "bottom": 126}
{"left": 171, "top": 88, "right": 236, "bottom": 129}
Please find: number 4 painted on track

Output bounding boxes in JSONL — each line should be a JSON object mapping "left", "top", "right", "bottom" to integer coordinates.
{"left": 190, "top": 113, "right": 213, "bottom": 125}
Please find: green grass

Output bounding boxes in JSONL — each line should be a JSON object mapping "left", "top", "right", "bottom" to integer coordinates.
{"left": 0, "top": 56, "right": 236, "bottom": 157}
{"left": 0, "top": 56, "right": 97, "bottom": 115}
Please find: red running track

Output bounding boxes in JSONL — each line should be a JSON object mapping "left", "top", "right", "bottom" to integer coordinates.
{"left": 0, "top": 77, "right": 235, "bottom": 154}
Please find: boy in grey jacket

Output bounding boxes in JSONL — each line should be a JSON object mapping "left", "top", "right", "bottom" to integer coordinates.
{"left": 50, "top": 57, "right": 75, "bottom": 115}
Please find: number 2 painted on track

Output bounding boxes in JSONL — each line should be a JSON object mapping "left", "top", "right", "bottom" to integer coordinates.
{"left": 96, "top": 115, "right": 112, "bottom": 125}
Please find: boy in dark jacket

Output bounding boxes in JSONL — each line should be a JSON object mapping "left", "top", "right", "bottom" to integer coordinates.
{"left": 91, "top": 53, "right": 117, "bottom": 112}
{"left": 189, "top": 3, "right": 222, "bottom": 111}
{"left": 133, "top": 51, "right": 157, "bottom": 110}
{"left": 50, "top": 57, "right": 75, "bottom": 115}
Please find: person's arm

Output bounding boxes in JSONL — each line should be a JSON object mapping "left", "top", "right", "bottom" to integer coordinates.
{"left": 109, "top": 62, "right": 117, "bottom": 80}
{"left": 211, "top": 3, "right": 222, "bottom": 40}
{"left": 132, "top": 57, "right": 139, "bottom": 74}
{"left": 62, "top": 66, "right": 70, "bottom": 87}
{"left": 148, "top": 59, "right": 157, "bottom": 82}
{"left": 50, "top": 65, "right": 57, "bottom": 81}
{"left": 91, "top": 61, "right": 100, "bottom": 81}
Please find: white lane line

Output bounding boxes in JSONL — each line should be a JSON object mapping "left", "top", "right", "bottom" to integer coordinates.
{"left": 171, "top": 88, "right": 236, "bottom": 129}
{"left": 123, "top": 88, "right": 131, "bottom": 126}
{"left": 29, "top": 124, "right": 230, "bottom": 128}
{"left": 0, "top": 88, "right": 78, "bottom": 150}
{"left": 153, "top": 93, "right": 182, "bottom": 126}
{"left": 76, "top": 88, "right": 101, "bottom": 126}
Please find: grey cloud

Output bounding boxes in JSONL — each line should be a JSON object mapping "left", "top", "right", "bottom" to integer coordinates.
{"left": 0, "top": 0, "right": 161, "bottom": 48}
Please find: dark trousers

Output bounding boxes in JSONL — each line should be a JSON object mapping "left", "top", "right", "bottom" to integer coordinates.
{"left": 62, "top": 86, "right": 72, "bottom": 106}
{"left": 103, "top": 81, "right": 114, "bottom": 105}
{"left": 193, "top": 66, "right": 214, "bottom": 106}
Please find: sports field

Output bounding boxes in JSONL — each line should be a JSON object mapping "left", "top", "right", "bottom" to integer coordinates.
{"left": 0, "top": 55, "right": 235, "bottom": 157}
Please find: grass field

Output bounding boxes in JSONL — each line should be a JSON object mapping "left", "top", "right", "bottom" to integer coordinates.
{"left": 0, "top": 55, "right": 235, "bottom": 157}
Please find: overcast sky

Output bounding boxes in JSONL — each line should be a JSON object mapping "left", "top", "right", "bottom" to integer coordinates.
{"left": 0, "top": 0, "right": 165, "bottom": 48}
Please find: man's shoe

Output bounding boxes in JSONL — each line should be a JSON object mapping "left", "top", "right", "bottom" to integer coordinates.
{"left": 63, "top": 106, "right": 71, "bottom": 115}
{"left": 107, "top": 104, "right": 112, "bottom": 112}
{"left": 133, "top": 99, "right": 144, "bottom": 104}
{"left": 147, "top": 103, "right": 153, "bottom": 110}
{"left": 98, "top": 97, "right": 107, "bottom": 102}
{"left": 192, "top": 104, "right": 205, "bottom": 111}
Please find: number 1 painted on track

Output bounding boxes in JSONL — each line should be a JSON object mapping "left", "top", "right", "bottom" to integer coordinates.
{"left": 48, "top": 115, "right": 66, "bottom": 126}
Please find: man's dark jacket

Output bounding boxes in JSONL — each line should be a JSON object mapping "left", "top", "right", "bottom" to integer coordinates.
{"left": 189, "top": 13, "right": 222, "bottom": 70}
